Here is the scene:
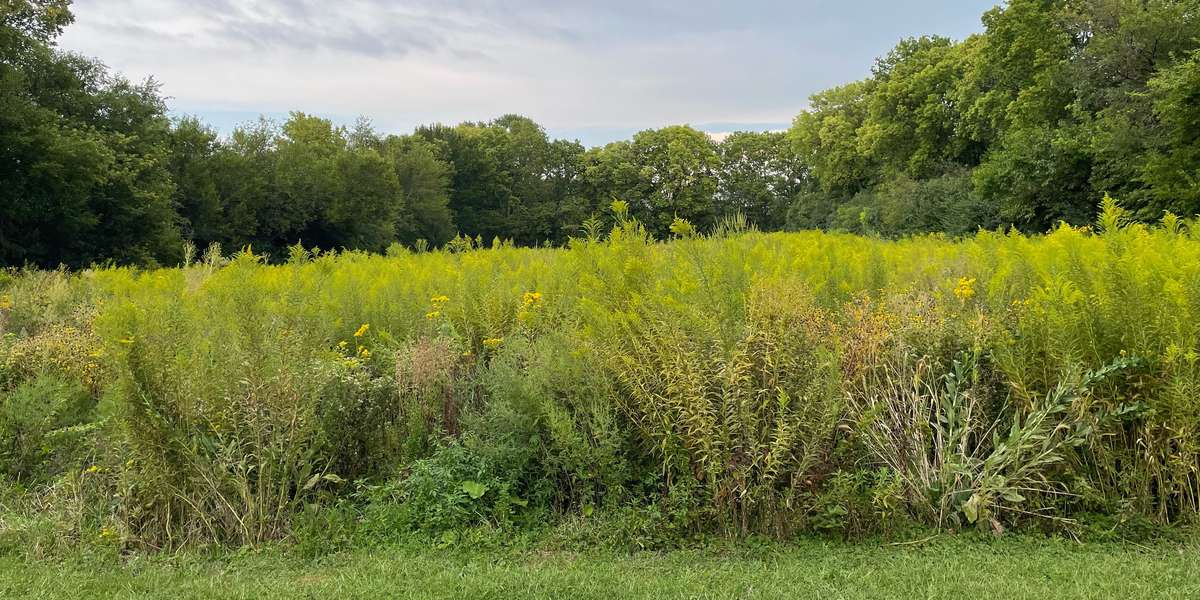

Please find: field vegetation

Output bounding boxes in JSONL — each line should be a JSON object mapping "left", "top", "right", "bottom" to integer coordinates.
{"left": 2, "top": 200, "right": 1199, "bottom": 555}
{"left": 4, "top": 1, "right": 1200, "bottom": 593}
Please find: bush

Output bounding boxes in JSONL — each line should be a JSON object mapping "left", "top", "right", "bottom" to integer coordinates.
{"left": 599, "top": 279, "right": 843, "bottom": 535}
{"left": 0, "top": 376, "right": 95, "bottom": 481}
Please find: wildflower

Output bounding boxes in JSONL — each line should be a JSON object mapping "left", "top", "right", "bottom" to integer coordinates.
{"left": 0, "top": 294, "right": 11, "bottom": 310}
{"left": 354, "top": 323, "right": 370, "bottom": 338}
{"left": 482, "top": 337, "right": 504, "bottom": 350}
{"left": 99, "top": 527, "right": 117, "bottom": 542}
{"left": 359, "top": 347, "right": 371, "bottom": 359}
{"left": 431, "top": 295, "right": 450, "bottom": 305}
{"left": 338, "top": 340, "right": 349, "bottom": 350}
{"left": 522, "top": 291, "right": 543, "bottom": 306}
{"left": 953, "top": 277, "right": 976, "bottom": 301}
{"left": 425, "top": 311, "right": 441, "bottom": 320}
{"left": 84, "top": 465, "right": 101, "bottom": 474}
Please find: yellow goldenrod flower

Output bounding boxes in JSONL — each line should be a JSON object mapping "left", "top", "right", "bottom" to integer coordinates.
{"left": 425, "top": 311, "right": 441, "bottom": 320}
{"left": 522, "top": 291, "right": 543, "bottom": 306}
{"left": 482, "top": 337, "right": 504, "bottom": 350}
{"left": 953, "top": 277, "right": 976, "bottom": 301}
{"left": 354, "top": 323, "right": 370, "bottom": 338}
{"left": 431, "top": 295, "right": 450, "bottom": 305}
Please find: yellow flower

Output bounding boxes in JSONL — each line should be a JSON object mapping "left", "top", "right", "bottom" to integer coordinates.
{"left": 359, "top": 347, "right": 371, "bottom": 359}
{"left": 425, "top": 311, "right": 441, "bottom": 320}
{"left": 953, "top": 277, "right": 976, "bottom": 301}
{"left": 0, "top": 294, "right": 11, "bottom": 310}
{"left": 84, "top": 465, "right": 101, "bottom": 474}
{"left": 522, "top": 291, "right": 543, "bottom": 306}
{"left": 99, "top": 527, "right": 118, "bottom": 542}
{"left": 482, "top": 337, "right": 504, "bottom": 350}
{"left": 354, "top": 323, "right": 370, "bottom": 338}
{"left": 431, "top": 295, "right": 450, "bottom": 305}
{"left": 338, "top": 340, "right": 349, "bottom": 350}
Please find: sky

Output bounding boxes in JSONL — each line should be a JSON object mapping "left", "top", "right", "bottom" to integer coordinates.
{"left": 58, "top": 0, "right": 1000, "bottom": 147}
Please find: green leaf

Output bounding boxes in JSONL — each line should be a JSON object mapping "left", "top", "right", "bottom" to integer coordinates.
{"left": 302, "top": 473, "right": 322, "bottom": 491}
{"left": 963, "top": 494, "right": 981, "bottom": 524}
{"left": 461, "top": 480, "right": 488, "bottom": 500}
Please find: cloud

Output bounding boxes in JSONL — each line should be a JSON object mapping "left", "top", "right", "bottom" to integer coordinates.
{"left": 58, "top": 0, "right": 999, "bottom": 144}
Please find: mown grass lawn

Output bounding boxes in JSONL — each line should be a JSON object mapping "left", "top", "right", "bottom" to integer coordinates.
{"left": 2, "top": 538, "right": 1197, "bottom": 599}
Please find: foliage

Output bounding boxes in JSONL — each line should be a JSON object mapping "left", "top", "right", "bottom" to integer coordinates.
{"left": 9, "top": 1, "right": 1200, "bottom": 267}
{"left": 0, "top": 201, "right": 1198, "bottom": 551}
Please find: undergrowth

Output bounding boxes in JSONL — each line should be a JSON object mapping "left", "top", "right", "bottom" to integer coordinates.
{"left": 1, "top": 199, "right": 1199, "bottom": 555}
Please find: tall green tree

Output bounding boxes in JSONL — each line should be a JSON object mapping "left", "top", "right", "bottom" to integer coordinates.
{"left": 585, "top": 126, "right": 719, "bottom": 237}
{"left": 716, "top": 131, "right": 805, "bottom": 230}
{"left": 384, "top": 135, "right": 456, "bottom": 247}
{"left": 167, "top": 117, "right": 225, "bottom": 248}
{"left": 859, "top": 36, "right": 981, "bottom": 178}
{"left": 1141, "top": 49, "right": 1200, "bottom": 216}
{"left": 1, "top": 0, "right": 181, "bottom": 268}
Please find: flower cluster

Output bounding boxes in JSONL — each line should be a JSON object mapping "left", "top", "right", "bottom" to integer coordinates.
{"left": 427, "top": 294, "right": 449, "bottom": 320}
{"left": 518, "top": 291, "right": 543, "bottom": 323}
{"left": 954, "top": 277, "right": 977, "bottom": 301}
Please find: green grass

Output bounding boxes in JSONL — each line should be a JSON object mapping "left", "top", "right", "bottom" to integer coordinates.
{"left": 3, "top": 538, "right": 1197, "bottom": 599}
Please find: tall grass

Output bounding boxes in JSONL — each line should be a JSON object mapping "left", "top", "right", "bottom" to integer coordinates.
{"left": 1, "top": 201, "right": 1199, "bottom": 548}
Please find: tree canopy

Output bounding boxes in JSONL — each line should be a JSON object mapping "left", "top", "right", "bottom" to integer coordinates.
{"left": 4, "top": 0, "right": 1200, "bottom": 268}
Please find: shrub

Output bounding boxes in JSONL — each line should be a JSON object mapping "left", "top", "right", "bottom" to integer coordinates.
{"left": 0, "top": 376, "right": 95, "bottom": 481}
{"left": 601, "top": 279, "right": 842, "bottom": 535}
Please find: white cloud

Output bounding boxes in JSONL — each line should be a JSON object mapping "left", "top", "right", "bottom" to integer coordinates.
{"left": 58, "top": 0, "right": 997, "bottom": 142}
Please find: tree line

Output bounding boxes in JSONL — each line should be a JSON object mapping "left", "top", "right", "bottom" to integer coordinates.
{"left": 3, "top": 0, "right": 1200, "bottom": 268}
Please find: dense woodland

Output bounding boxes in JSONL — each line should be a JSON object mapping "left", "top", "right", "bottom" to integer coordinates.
{"left": 3, "top": 0, "right": 1200, "bottom": 269}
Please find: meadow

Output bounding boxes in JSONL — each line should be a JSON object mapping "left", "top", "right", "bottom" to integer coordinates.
{"left": 1, "top": 201, "right": 1199, "bottom": 561}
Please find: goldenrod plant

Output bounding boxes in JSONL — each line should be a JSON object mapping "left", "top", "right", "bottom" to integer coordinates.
{"left": 1, "top": 198, "right": 1199, "bottom": 549}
